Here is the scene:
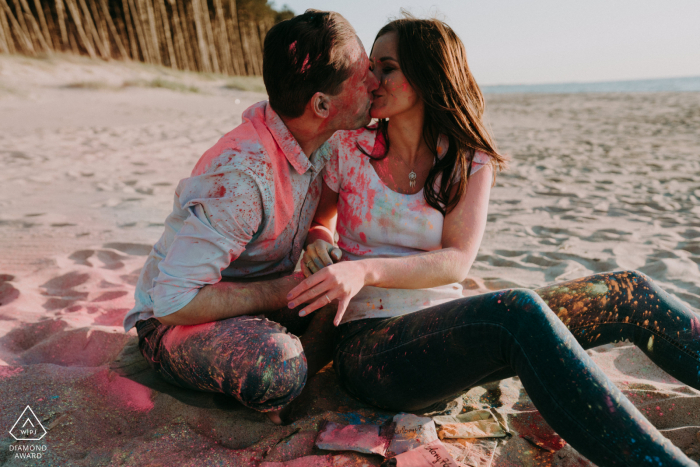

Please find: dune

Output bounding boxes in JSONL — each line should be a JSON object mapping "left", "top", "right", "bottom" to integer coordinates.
{"left": 1, "top": 54, "right": 699, "bottom": 466}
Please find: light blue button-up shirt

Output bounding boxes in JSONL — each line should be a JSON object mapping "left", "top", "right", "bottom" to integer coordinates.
{"left": 123, "top": 101, "right": 331, "bottom": 331}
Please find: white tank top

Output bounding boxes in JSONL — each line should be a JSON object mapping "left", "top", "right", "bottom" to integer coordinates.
{"left": 324, "top": 127, "right": 490, "bottom": 324}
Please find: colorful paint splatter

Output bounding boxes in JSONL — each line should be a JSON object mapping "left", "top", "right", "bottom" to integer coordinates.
{"left": 334, "top": 271, "right": 698, "bottom": 466}
{"left": 136, "top": 315, "right": 307, "bottom": 413}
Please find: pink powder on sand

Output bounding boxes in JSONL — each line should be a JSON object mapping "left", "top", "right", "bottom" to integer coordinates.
{"left": 0, "top": 366, "right": 23, "bottom": 380}
{"left": 94, "top": 370, "right": 154, "bottom": 412}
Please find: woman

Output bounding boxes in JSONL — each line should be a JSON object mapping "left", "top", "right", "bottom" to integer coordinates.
{"left": 287, "top": 17, "right": 699, "bottom": 467}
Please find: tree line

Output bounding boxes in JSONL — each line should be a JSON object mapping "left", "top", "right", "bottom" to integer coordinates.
{"left": 0, "top": 0, "right": 293, "bottom": 75}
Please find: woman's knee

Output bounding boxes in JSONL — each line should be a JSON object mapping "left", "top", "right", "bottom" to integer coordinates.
{"left": 237, "top": 332, "right": 308, "bottom": 410}
{"left": 499, "top": 288, "right": 562, "bottom": 326}
{"left": 504, "top": 288, "right": 547, "bottom": 310}
{"left": 608, "top": 269, "right": 651, "bottom": 286}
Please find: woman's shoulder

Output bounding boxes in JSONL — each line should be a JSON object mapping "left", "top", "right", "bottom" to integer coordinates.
{"left": 473, "top": 150, "right": 492, "bottom": 166}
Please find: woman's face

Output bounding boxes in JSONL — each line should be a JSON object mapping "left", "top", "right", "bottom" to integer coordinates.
{"left": 369, "top": 32, "right": 422, "bottom": 120}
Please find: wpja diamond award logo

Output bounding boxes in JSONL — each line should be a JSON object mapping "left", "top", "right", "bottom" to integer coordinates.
{"left": 8, "top": 406, "right": 48, "bottom": 460}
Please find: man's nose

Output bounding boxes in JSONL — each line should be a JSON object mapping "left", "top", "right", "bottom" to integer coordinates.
{"left": 368, "top": 70, "right": 380, "bottom": 92}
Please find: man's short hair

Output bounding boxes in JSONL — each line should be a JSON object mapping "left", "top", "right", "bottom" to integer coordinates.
{"left": 263, "top": 10, "right": 357, "bottom": 119}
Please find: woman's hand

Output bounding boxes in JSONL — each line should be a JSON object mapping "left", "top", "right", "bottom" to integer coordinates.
{"left": 288, "top": 260, "right": 368, "bottom": 326}
{"left": 301, "top": 239, "right": 342, "bottom": 278}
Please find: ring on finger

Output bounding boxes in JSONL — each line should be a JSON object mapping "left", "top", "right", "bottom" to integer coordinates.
{"left": 306, "top": 261, "right": 313, "bottom": 268}
{"left": 325, "top": 294, "right": 331, "bottom": 304}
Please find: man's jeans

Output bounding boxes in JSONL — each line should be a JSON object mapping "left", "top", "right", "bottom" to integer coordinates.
{"left": 136, "top": 313, "right": 309, "bottom": 412}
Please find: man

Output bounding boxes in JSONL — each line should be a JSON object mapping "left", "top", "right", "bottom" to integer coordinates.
{"left": 122, "top": 10, "right": 379, "bottom": 424}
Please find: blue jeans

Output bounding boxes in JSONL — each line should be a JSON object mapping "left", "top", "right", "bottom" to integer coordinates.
{"left": 334, "top": 271, "right": 699, "bottom": 466}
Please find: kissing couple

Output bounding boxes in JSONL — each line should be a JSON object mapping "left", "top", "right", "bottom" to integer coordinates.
{"left": 123, "top": 9, "right": 700, "bottom": 467}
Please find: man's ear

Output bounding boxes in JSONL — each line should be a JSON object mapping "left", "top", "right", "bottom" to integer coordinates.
{"left": 310, "top": 92, "right": 331, "bottom": 119}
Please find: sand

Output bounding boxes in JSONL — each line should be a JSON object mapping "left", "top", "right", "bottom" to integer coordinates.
{"left": 1, "top": 53, "right": 699, "bottom": 466}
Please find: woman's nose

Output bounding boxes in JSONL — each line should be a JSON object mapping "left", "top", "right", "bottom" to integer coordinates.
{"left": 369, "top": 68, "right": 381, "bottom": 90}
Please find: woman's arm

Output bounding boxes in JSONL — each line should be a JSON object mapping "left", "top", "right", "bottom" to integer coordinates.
{"left": 288, "top": 164, "right": 493, "bottom": 325}
{"left": 301, "top": 180, "right": 341, "bottom": 276}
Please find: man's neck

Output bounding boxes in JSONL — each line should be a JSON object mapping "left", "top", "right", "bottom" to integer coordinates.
{"left": 280, "top": 115, "right": 336, "bottom": 158}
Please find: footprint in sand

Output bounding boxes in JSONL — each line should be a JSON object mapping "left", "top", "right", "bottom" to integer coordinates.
{"left": 68, "top": 247, "right": 144, "bottom": 270}
{"left": 103, "top": 242, "right": 152, "bottom": 256}
{"left": 40, "top": 271, "right": 90, "bottom": 310}
{"left": 0, "top": 274, "right": 20, "bottom": 307}
{"left": 69, "top": 249, "right": 95, "bottom": 266}
{"left": 0, "top": 319, "right": 130, "bottom": 366}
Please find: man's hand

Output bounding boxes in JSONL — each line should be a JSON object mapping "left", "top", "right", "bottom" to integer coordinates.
{"left": 301, "top": 239, "right": 342, "bottom": 278}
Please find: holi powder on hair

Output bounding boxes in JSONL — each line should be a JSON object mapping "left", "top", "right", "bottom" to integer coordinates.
{"left": 300, "top": 54, "right": 311, "bottom": 74}
{"left": 288, "top": 40, "right": 297, "bottom": 53}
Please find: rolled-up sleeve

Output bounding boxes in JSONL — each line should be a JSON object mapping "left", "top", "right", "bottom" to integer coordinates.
{"left": 151, "top": 171, "right": 263, "bottom": 318}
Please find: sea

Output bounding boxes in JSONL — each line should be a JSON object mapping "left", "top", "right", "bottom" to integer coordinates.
{"left": 481, "top": 75, "right": 700, "bottom": 94}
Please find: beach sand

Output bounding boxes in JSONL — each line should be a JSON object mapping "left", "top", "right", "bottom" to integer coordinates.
{"left": 1, "top": 54, "right": 699, "bottom": 466}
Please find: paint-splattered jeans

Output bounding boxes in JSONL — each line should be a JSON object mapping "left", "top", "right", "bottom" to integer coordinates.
{"left": 334, "top": 271, "right": 699, "bottom": 467}
{"left": 136, "top": 310, "right": 311, "bottom": 413}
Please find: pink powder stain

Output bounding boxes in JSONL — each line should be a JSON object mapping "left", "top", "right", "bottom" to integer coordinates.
{"left": 359, "top": 232, "right": 367, "bottom": 243}
{"left": 213, "top": 185, "right": 227, "bottom": 198}
{"left": 98, "top": 371, "right": 154, "bottom": 412}
{"left": 300, "top": 54, "right": 311, "bottom": 73}
{"left": 288, "top": 40, "right": 297, "bottom": 53}
{"left": 692, "top": 317, "right": 700, "bottom": 338}
{"left": 605, "top": 395, "right": 615, "bottom": 413}
{"left": 0, "top": 366, "right": 24, "bottom": 380}
{"left": 162, "top": 321, "right": 216, "bottom": 352}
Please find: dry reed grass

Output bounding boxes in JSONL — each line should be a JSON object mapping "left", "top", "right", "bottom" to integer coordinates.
{"left": 0, "top": 0, "right": 292, "bottom": 76}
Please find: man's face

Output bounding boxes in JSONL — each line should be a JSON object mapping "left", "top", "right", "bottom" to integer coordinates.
{"left": 326, "top": 38, "right": 380, "bottom": 130}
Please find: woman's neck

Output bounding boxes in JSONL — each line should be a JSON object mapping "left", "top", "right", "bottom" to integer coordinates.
{"left": 386, "top": 105, "right": 429, "bottom": 166}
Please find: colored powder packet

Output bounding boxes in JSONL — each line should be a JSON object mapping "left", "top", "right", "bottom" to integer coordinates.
{"left": 442, "top": 438, "right": 498, "bottom": 467}
{"left": 261, "top": 454, "right": 377, "bottom": 466}
{"left": 433, "top": 408, "right": 509, "bottom": 439}
{"left": 381, "top": 439, "right": 460, "bottom": 467}
{"left": 386, "top": 413, "right": 439, "bottom": 457}
{"left": 315, "top": 420, "right": 393, "bottom": 456}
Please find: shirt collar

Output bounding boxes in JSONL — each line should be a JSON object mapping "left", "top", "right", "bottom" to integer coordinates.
{"left": 265, "top": 103, "right": 314, "bottom": 175}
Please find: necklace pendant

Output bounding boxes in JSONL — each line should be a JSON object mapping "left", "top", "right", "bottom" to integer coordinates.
{"left": 408, "top": 171, "right": 417, "bottom": 188}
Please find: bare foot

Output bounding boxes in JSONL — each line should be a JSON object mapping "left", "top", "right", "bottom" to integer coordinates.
{"left": 266, "top": 409, "right": 283, "bottom": 425}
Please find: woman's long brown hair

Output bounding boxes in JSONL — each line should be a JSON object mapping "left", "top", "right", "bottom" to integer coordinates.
{"left": 368, "top": 16, "right": 508, "bottom": 215}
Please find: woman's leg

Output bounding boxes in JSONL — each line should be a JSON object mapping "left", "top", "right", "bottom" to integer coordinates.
{"left": 537, "top": 270, "right": 700, "bottom": 388}
{"left": 468, "top": 270, "right": 700, "bottom": 389}
{"left": 334, "top": 289, "right": 695, "bottom": 467}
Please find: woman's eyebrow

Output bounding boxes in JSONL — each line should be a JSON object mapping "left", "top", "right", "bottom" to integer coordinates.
{"left": 377, "top": 56, "right": 398, "bottom": 62}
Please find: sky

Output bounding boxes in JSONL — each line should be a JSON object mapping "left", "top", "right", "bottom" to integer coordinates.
{"left": 277, "top": 0, "right": 700, "bottom": 86}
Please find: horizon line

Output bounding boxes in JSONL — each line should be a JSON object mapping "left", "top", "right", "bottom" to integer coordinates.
{"left": 481, "top": 74, "right": 700, "bottom": 89}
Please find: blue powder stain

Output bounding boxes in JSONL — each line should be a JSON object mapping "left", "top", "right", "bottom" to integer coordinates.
{"left": 339, "top": 412, "right": 391, "bottom": 425}
{"left": 340, "top": 412, "right": 368, "bottom": 424}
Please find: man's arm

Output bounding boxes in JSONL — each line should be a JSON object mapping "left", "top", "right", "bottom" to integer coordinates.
{"left": 151, "top": 171, "right": 272, "bottom": 326}
{"left": 157, "top": 272, "right": 304, "bottom": 326}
